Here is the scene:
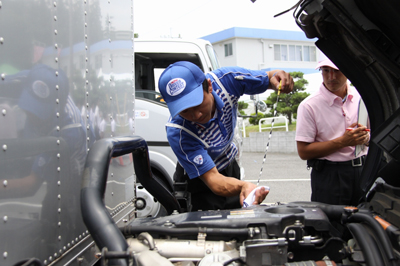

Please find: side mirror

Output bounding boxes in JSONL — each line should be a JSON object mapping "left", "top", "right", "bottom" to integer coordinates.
{"left": 256, "top": 100, "right": 267, "bottom": 112}
{"left": 238, "top": 95, "right": 266, "bottom": 118}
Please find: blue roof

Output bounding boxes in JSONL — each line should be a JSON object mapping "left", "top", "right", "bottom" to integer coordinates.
{"left": 201, "top": 27, "right": 317, "bottom": 43}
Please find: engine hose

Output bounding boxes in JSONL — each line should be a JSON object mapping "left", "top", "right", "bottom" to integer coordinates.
{"left": 348, "top": 212, "right": 396, "bottom": 262}
{"left": 288, "top": 202, "right": 345, "bottom": 220}
{"left": 347, "top": 223, "right": 383, "bottom": 266}
{"left": 81, "top": 137, "right": 134, "bottom": 266}
{"left": 120, "top": 225, "right": 250, "bottom": 238}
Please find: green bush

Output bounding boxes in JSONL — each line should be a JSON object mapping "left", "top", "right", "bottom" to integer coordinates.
{"left": 248, "top": 112, "right": 272, "bottom": 125}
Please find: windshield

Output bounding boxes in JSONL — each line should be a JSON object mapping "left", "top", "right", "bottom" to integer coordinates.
{"left": 206, "top": 44, "right": 220, "bottom": 70}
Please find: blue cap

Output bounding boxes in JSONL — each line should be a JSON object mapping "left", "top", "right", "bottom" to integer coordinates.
{"left": 158, "top": 61, "right": 205, "bottom": 118}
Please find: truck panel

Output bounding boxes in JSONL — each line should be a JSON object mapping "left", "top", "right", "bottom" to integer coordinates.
{"left": 0, "top": 0, "right": 135, "bottom": 265}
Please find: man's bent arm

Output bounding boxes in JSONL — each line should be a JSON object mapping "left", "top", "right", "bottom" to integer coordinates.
{"left": 200, "top": 167, "right": 244, "bottom": 197}
{"left": 297, "top": 140, "right": 347, "bottom": 160}
{"left": 297, "top": 124, "right": 370, "bottom": 160}
{"left": 199, "top": 167, "right": 268, "bottom": 205}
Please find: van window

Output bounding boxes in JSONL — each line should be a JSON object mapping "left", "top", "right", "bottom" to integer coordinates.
{"left": 135, "top": 52, "right": 203, "bottom": 101}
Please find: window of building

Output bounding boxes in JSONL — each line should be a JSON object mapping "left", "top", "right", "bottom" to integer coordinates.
{"left": 310, "top": 46, "right": 317, "bottom": 61}
{"left": 274, "top": 44, "right": 317, "bottom": 62}
{"left": 295, "top": 45, "right": 302, "bottom": 61}
{"left": 289, "top": 45, "right": 295, "bottom": 61}
{"left": 303, "top": 46, "right": 310, "bottom": 61}
{"left": 274, "top": 44, "right": 281, "bottom": 60}
{"left": 281, "top": 45, "right": 288, "bottom": 61}
{"left": 224, "top": 43, "right": 233, "bottom": 57}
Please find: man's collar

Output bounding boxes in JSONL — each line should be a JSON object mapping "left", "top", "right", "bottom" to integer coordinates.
{"left": 320, "top": 83, "right": 354, "bottom": 105}
{"left": 212, "top": 90, "right": 224, "bottom": 112}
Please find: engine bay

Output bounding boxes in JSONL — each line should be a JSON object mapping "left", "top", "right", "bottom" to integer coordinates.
{"left": 110, "top": 193, "right": 399, "bottom": 266}
{"left": 122, "top": 202, "right": 343, "bottom": 265}
{"left": 105, "top": 188, "right": 400, "bottom": 266}
{"left": 80, "top": 134, "right": 400, "bottom": 266}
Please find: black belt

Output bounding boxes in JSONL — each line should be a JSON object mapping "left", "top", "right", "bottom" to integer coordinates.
{"left": 325, "top": 155, "right": 365, "bottom": 167}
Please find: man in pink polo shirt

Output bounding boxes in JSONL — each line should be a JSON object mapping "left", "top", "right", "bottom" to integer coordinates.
{"left": 295, "top": 59, "right": 370, "bottom": 206}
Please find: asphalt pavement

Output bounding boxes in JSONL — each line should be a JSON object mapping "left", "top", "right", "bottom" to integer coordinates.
{"left": 240, "top": 152, "right": 312, "bottom": 204}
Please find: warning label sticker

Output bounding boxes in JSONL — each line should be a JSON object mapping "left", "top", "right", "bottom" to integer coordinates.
{"left": 227, "top": 209, "right": 255, "bottom": 219}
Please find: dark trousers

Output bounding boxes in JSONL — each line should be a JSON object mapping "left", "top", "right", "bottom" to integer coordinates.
{"left": 174, "top": 160, "right": 241, "bottom": 211}
{"left": 310, "top": 158, "right": 365, "bottom": 206}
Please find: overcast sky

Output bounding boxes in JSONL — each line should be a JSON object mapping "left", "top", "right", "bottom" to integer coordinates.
{"left": 133, "top": 0, "right": 302, "bottom": 39}
{"left": 133, "top": 0, "right": 323, "bottom": 96}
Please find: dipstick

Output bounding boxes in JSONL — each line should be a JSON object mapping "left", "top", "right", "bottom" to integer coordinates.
{"left": 257, "top": 81, "right": 282, "bottom": 186}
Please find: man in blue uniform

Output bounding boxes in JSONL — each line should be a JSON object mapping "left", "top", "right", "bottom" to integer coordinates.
{"left": 159, "top": 61, "right": 293, "bottom": 211}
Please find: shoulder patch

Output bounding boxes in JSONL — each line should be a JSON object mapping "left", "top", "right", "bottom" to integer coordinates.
{"left": 193, "top": 154, "right": 203, "bottom": 165}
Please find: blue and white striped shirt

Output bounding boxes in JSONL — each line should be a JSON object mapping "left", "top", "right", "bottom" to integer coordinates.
{"left": 166, "top": 66, "right": 270, "bottom": 179}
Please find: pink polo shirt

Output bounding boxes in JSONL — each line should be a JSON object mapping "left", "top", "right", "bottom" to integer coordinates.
{"left": 295, "top": 83, "right": 368, "bottom": 161}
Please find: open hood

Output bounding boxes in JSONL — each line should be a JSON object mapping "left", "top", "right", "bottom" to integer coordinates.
{"left": 293, "top": 0, "right": 400, "bottom": 193}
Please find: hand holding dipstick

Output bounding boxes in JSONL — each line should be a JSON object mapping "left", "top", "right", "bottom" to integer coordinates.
{"left": 243, "top": 71, "right": 293, "bottom": 208}
{"left": 243, "top": 81, "right": 282, "bottom": 208}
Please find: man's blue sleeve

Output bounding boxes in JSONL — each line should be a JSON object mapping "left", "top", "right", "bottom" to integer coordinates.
{"left": 211, "top": 67, "right": 270, "bottom": 97}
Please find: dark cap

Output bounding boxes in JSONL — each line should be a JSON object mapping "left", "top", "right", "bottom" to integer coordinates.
{"left": 19, "top": 64, "right": 69, "bottom": 120}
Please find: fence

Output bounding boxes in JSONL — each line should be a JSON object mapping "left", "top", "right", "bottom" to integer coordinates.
{"left": 259, "top": 116, "right": 288, "bottom": 132}
{"left": 242, "top": 131, "right": 297, "bottom": 153}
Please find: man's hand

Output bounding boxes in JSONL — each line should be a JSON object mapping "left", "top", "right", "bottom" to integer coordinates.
{"left": 201, "top": 167, "right": 269, "bottom": 207}
{"left": 343, "top": 123, "right": 370, "bottom": 146}
{"left": 268, "top": 70, "right": 294, "bottom": 94}
{"left": 240, "top": 182, "right": 269, "bottom": 206}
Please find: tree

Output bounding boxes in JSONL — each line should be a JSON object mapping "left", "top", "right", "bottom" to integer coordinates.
{"left": 238, "top": 101, "right": 249, "bottom": 118}
{"left": 265, "top": 71, "right": 310, "bottom": 124}
{"left": 248, "top": 112, "right": 265, "bottom": 126}
{"left": 248, "top": 112, "right": 272, "bottom": 125}
{"left": 238, "top": 101, "right": 248, "bottom": 111}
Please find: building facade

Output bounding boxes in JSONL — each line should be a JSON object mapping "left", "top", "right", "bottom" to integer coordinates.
{"left": 201, "top": 27, "right": 320, "bottom": 75}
